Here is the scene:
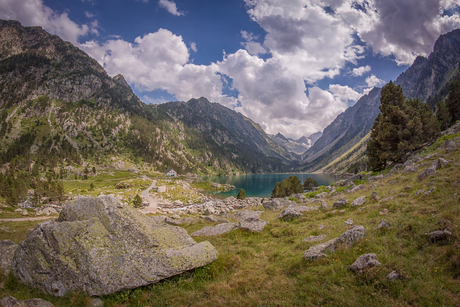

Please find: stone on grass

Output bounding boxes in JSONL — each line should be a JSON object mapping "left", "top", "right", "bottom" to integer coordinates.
{"left": 232, "top": 210, "right": 263, "bottom": 221}
{"left": 0, "top": 296, "right": 54, "bottom": 307}
{"left": 444, "top": 140, "right": 458, "bottom": 152}
{"left": 387, "top": 270, "right": 400, "bottom": 281}
{"left": 277, "top": 206, "right": 318, "bottom": 221}
{"left": 415, "top": 189, "right": 425, "bottom": 196}
{"left": 332, "top": 199, "right": 348, "bottom": 209}
{"left": 351, "top": 196, "right": 366, "bottom": 207}
{"left": 190, "top": 223, "right": 236, "bottom": 237}
{"left": 344, "top": 219, "right": 354, "bottom": 226}
{"left": 12, "top": 196, "right": 218, "bottom": 297}
{"left": 315, "top": 192, "right": 328, "bottom": 198}
{"left": 379, "top": 209, "right": 388, "bottom": 215}
{"left": 235, "top": 218, "right": 269, "bottom": 233}
{"left": 417, "top": 162, "right": 438, "bottom": 181}
{"left": 350, "top": 253, "right": 381, "bottom": 274}
{"left": 303, "top": 235, "right": 326, "bottom": 242}
{"left": 320, "top": 201, "right": 328, "bottom": 210}
{"left": 423, "top": 187, "right": 436, "bottom": 196}
{"left": 90, "top": 298, "right": 104, "bottom": 307}
{"left": 204, "top": 215, "right": 219, "bottom": 222}
{"left": 424, "top": 229, "right": 452, "bottom": 243}
{"left": 0, "top": 240, "right": 17, "bottom": 275}
{"left": 380, "top": 197, "right": 393, "bottom": 203}
{"left": 303, "top": 225, "right": 366, "bottom": 260}
{"left": 377, "top": 219, "right": 391, "bottom": 230}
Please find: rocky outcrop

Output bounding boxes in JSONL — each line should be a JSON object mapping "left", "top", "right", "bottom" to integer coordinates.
{"left": 277, "top": 205, "right": 319, "bottom": 221}
{"left": 0, "top": 296, "right": 54, "bottom": 307}
{"left": 235, "top": 218, "right": 269, "bottom": 233}
{"left": 350, "top": 253, "right": 381, "bottom": 274}
{"left": 262, "top": 199, "right": 294, "bottom": 211}
{"left": 11, "top": 196, "right": 218, "bottom": 297}
{"left": 303, "top": 225, "right": 366, "bottom": 260}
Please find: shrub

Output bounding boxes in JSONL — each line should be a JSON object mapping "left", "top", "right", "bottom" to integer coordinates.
{"left": 236, "top": 189, "right": 246, "bottom": 200}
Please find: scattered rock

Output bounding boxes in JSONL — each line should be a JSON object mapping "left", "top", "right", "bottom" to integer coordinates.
{"left": 415, "top": 189, "right": 425, "bottom": 196}
{"left": 403, "top": 186, "right": 412, "bottom": 191}
{"left": 204, "top": 215, "right": 219, "bottom": 222}
{"left": 387, "top": 270, "right": 400, "bottom": 281}
{"left": 398, "top": 193, "right": 408, "bottom": 197}
{"left": 350, "top": 253, "right": 381, "bottom": 274}
{"left": 403, "top": 165, "right": 418, "bottom": 173}
{"left": 36, "top": 207, "right": 59, "bottom": 216}
{"left": 277, "top": 205, "right": 318, "bottom": 221}
{"left": 379, "top": 209, "right": 388, "bottom": 215}
{"left": 232, "top": 210, "right": 263, "bottom": 221}
{"left": 377, "top": 219, "right": 391, "bottom": 230}
{"left": 12, "top": 196, "right": 218, "bottom": 297}
{"left": 320, "top": 201, "right": 328, "bottom": 211}
{"left": 190, "top": 223, "right": 236, "bottom": 237}
{"left": 444, "top": 140, "right": 458, "bottom": 152}
{"left": 455, "top": 178, "right": 460, "bottom": 186}
{"left": 332, "top": 199, "right": 348, "bottom": 209}
{"left": 417, "top": 162, "right": 438, "bottom": 181}
{"left": 424, "top": 229, "right": 452, "bottom": 243}
{"left": 318, "top": 224, "right": 325, "bottom": 230}
{"left": 90, "top": 298, "right": 104, "bottom": 307}
{"left": 204, "top": 206, "right": 215, "bottom": 215}
{"left": 349, "top": 184, "right": 365, "bottom": 193}
{"left": 368, "top": 175, "right": 383, "bottom": 182}
{"left": 262, "top": 199, "right": 293, "bottom": 211}
{"left": 151, "top": 216, "right": 167, "bottom": 224}
{"left": 380, "top": 197, "right": 394, "bottom": 203}
{"left": 303, "top": 225, "right": 366, "bottom": 260}
{"left": 351, "top": 196, "right": 366, "bottom": 207}
{"left": 0, "top": 240, "right": 17, "bottom": 275}
{"left": 0, "top": 296, "right": 55, "bottom": 307}
{"left": 303, "top": 235, "right": 326, "bottom": 242}
{"left": 235, "top": 218, "right": 269, "bottom": 233}
{"left": 371, "top": 191, "right": 380, "bottom": 201}
{"left": 21, "top": 209, "right": 28, "bottom": 216}
{"left": 343, "top": 219, "right": 354, "bottom": 226}
{"left": 423, "top": 187, "right": 436, "bottom": 196}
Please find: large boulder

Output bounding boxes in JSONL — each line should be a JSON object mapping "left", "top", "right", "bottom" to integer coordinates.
{"left": 303, "top": 225, "right": 366, "bottom": 260}
{"left": 350, "top": 253, "right": 381, "bottom": 274}
{"left": 0, "top": 240, "right": 17, "bottom": 275}
{"left": 262, "top": 199, "right": 293, "bottom": 211}
{"left": 277, "top": 205, "right": 318, "bottom": 221}
{"left": 235, "top": 218, "right": 269, "bottom": 233}
{"left": 190, "top": 223, "right": 236, "bottom": 237}
{"left": 11, "top": 196, "right": 218, "bottom": 297}
{"left": 231, "top": 210, "right": 263, "bottom": 221}
{"left": 0, "top": 296, "right": 54, "bottom": 307}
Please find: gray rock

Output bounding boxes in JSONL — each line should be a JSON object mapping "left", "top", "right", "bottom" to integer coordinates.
{"left": 0, "top": 240, "right": 17, "bottom": 275}
{"left": 303, "top": 235, "right": 326, "bottom": 242}
{"left": 424, "top": 229, "right": 452, "bottom": 243}
{"left": 277, "top": 205, "right": 318, "bottom": 221}
{"left": 444, "top": 140, "right": 458, "bottom": 152}
{"left": 0, "top": 296, "right": 55, "bottom": 307}
{"left": 403, "top": 186, "right": 412, "bottom": 191}
{"left": 371, "top": 191, "right": 379, "bottom": 201}
{"left": 90, "top": 298, "right": 104, "bottom": 307}
{"left": 262, "top": 199, "right": 294, "bottom": 211}
{"left": 204, "top": 206, "right": 215, "bottom": 215}
{"left": 350, "top": 196, "right": 366, "bottom": 207}
{"left": 190, "top": 223, "right": 236, "bottom": 237}
{"left": 204, "top": 215, "right": 219, "bottom": 222}
{"left": 232, "top": 210, "right": 263, "bottom": 221}
{"left": 12, "top": 196, "right": 218, "bottom": 297}
{"left": 387, "top": 270, "right": 400, "bottom": 281}
{"left": 343, "top": 219, "right": 354, "bottom": 226}
{"left": 332, "top": 199, "right": 348, "bottom": 209}
{"left": 320, "top": 201, "right": 328, "bottom": 210}
{"left": 377, "top": 219, "right": 391, "bottom": 230}
{"left": 318, "top": 224, "right": 325, "bottom": 230}
{"left": 415, "top": 189, "right": 425, "bottom": 195}
{"left": 417, "top": 161, "right": 438, "bottom": 181}
{"left": 303, "top": 225, "right": 366, "bottom": 260}
{"left": 235, "top": 218, "right": 269, "bottom": 233}
{"left": 403, "top": 165, "right": 418, "bottom": 173}
{"left": 350, "top": 253, "right": 381, "bottom": 274}
{"left": 367, "top": 175, "right": 383, "bottom": 182}
{"left": 423, "top": 187, "right": 436, "bottom": 196}
{"left": 380, "top": 197, "right": 394, "bottom": 203}
{"left": 315, "top": 192, "right": 328, "bottom": 198}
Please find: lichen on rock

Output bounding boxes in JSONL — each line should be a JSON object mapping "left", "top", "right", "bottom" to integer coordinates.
{"left": 12, "top": 195, "right": 218, "bottom": 297}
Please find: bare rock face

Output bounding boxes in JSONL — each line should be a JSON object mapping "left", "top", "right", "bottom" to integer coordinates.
{"left": 12, "top": 196, "right": 218, "bottom": 297}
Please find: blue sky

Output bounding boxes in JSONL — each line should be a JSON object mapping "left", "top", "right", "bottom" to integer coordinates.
{"left": 1, "top": 0, "right": 460, "bottom": 138}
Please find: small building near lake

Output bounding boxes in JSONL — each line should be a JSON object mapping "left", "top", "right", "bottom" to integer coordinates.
{"left": 164, "top": 169, "right": 177, "bottom": 177}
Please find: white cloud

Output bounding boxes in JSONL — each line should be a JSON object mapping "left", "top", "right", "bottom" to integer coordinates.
{"left": 158, "top": 0, "right": 184, "bottom": 16}
{"left": 240, "top": 30, "right": 267, "bottom": 55}
{"left": 365, "top": 74, "right": 385, "bottom": 88}
{"left": 352, "top": 65, "right": 371, "bottom": 77}
{"left": 80, "top": 29, "right": 235, "bottom": 107}
{"left": 190, "top": 42, "right": 197, "bottom": 52}
{"left": 85, "top": 11, "right": 95, "bottom": 18}
{"left": 0, "top": 0, "right": 93, "bottom": 43}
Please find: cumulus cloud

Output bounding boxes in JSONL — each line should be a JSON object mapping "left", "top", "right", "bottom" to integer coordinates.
{"left": 0, "top": 0, "right": 92, "bottom": 43}
{"left": 352, "top": 65, "right": 371, "bottom": 77}
{"left": 365, "top": 74, "right": 385, "bottom": 88}
{"left": 240, "top": 30, "right": 267, "bottom": 55}
{"left": 158, "top": 0, "right": 184, "bottom": 16}
{"left": 80, "top": 29, "right": 234, "bottom": 106}
{"left": 190, "top": 42, "right": 197, "bottom": 52}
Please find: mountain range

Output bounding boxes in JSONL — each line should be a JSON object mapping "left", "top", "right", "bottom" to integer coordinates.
{"left": 1, "top": 19, "right": 460, "bottom": 176}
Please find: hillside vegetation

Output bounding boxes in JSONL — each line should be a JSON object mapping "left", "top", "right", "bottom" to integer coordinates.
{"left": 1, "top": 124, "right": 459, "bottom": 306}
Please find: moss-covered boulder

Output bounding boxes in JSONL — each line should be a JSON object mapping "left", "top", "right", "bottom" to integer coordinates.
{"left": 12, "top": 196, "right": 218, "bottom": 297}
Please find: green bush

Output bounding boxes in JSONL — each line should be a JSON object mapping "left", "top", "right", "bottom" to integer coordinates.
{"left": 236, "top": 189, "right": 246, "bottom": 200}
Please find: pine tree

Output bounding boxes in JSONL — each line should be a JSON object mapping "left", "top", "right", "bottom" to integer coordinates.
{"left": 236, "top": 188, "right": 246, "bottom": 200}
{"left": 437, "top": 100, "right": 452, "bottom": 130}
{"left": 271, "top": 176, "right": 303, "bottom": 198}
{"left": 133, "top": 194, "right": 143, "bottom": 208}
{"left": 367, "top": 81, "right": 439, "bottom": 171}
{"left": 303, "top": 177, "right": 318, "bottom": 191}
{"left": 446, "top": 80, "right": 460, "bottom": 124}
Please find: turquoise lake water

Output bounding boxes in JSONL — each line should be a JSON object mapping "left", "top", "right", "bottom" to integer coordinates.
{"left": 204, "top": 173, "right": 338, "bottom": 198}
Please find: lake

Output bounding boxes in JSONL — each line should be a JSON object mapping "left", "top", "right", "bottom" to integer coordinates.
{"left": 204, "top": 173, "right": 338, "bottom": 198}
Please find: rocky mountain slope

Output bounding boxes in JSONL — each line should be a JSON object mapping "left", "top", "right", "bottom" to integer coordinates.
{"left": 268, "top": 132, "right": 322, "bottom": 155}
{"left": 299, "top": 28, "right": 460, "bottom": 173}
{"left": 0, "top": 20, "right": 290, "bottom": 175}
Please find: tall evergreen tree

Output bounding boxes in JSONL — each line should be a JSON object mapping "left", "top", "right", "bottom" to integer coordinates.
{"left": 367, "top": 82, "right": 439, "bottom": 171}
{"left": 446, "top": 80, "right": 460, "bottom": 124}
{"left": 436, "top": 100, "right": 452, "bottom": 131}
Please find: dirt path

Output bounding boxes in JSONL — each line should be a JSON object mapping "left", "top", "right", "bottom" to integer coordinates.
{"left": 0, "top": 216, "right": 57, "bottom": 222}
{"left": 139, "top": 179, "right": 158, "bottom": 214}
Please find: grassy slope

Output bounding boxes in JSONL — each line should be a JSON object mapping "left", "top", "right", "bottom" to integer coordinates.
{"left": 1, "top": 132, "right": 460, "bottom": 306}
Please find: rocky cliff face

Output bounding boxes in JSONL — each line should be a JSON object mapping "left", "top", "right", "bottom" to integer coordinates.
{"left": 299, "top": 87, "right": 381, "bottom": 172}
{"left": 299, "top": 28, "right": 460, "bottom": 173}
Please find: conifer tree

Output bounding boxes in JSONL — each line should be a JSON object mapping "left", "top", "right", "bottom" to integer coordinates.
{"left": 236, "top": 188, "right": 246, "bottom": 200}
{"left": 446, "top": 80, "right": 460, "bottom": 124}
{"left": 437, "top": 100, "right": 452, "bottom": 130}
{"left": 303, "top": 177, "right": 318, "bottom": 191}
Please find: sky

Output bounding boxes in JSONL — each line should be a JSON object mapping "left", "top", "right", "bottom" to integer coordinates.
{"left": 1, "top": 0, "right": 460, "bottom": 139}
